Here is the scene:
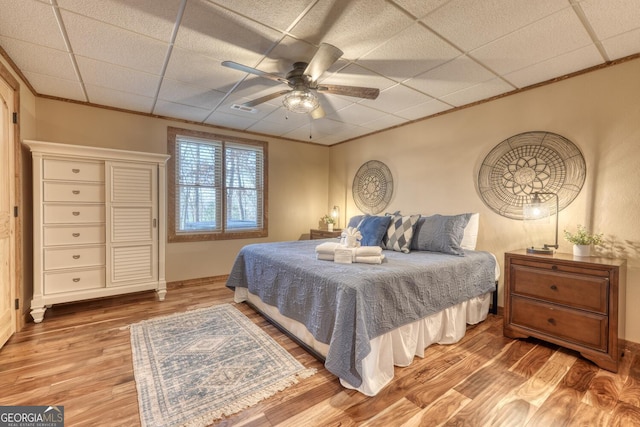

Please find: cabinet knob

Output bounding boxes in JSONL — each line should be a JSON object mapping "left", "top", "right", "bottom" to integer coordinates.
{"left": 72, "top": 190, "right": 80, "bottom": 195}
{"left": 72, "top": 168, "right": 80, "bottom": 174}
{"left": 72, "top": 233, "right": 80, "bottom": 237}
{"left": 72, "top": 278, "right": 80, "bottom": 282}
{"left": 551, "top": 265, "right": 558, "bottom": 270}
{"left": 547, "top": 318, "right": 556, "bottom": 325}
{"left": 72, "top": 211, "right": 80, "bottom": 216}
{"left": 72, "top": 255, "right": 80, "bottom": 259}
{"left": 550, "top": 284, "right": 558, "bottom": 291}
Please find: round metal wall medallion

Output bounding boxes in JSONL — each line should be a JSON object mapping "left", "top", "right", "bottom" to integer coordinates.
{"left": 478, "top": 131, "right": 586, "bottom": 220}
{"left": 352, "top": 160, "right": 393, "bottom": 214}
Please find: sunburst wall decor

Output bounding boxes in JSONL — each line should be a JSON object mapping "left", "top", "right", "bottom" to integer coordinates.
{"left": 353, "top": 160, "right": 393, "bottom": 214}
{"left": 478, "top": 131, "right": 586, "bottom": 220}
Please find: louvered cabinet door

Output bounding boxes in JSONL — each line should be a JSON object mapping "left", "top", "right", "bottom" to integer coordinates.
{"left": 106, "top": 162, "right": 158, "bottom": 287}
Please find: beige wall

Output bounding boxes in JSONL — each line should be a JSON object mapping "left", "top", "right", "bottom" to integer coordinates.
{"left": 31, "top": 99, "right": 330, "bottom": 283}
{"left": 329, "top": 57, "right": 640, "bottom": 343}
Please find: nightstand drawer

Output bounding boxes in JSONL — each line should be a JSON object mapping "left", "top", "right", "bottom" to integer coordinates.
{"left": 511, "top": 265, "right": 608, "bottom": 313}
{"left": 511, "top": 296, "right": 607, "bottom": 351}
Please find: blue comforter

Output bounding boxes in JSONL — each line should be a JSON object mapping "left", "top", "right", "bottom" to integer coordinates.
{"left": 226, "top": 239, "right": 496, "bottom": 387}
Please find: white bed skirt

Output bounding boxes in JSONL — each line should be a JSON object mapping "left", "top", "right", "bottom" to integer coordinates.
{"left": 234, "top": 287, "right": 492, "bottom": 396}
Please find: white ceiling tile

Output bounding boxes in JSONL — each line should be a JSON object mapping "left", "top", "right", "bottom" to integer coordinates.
{"left": 503, "top": 45, "right": 603, "bottom": 88}
{"left": 405, "top": 55, "right": 497, "bottom": 98}
{"left": 164, "top": 47, "right": 240, "bottom": 88}
{"left": 158, "top": 78, "right": 227, "bottom": 110}
{"left": 153, "top": 100, "right": 211, "bottom": 122}
{"left": 0, "top": 0, "right": 66, "bottom": 50}
{"left": 76, "top": 56, "right": 161, "bottom": 97}
{"left": 601, "top": 28, "right": 640, "bottom": 60}
{"left": 175, "top": 0, "right": 282, "bottom": 63}
{"left": 0, "top": 37, "right": 77, "bottom": 81}
{"left": 84, "top": 84, "right": 154, "bottom": 112}
{"left": 205, "top": 0, "right": 316, "bottom": 33}
{"left": 328, "top": 103, "right": 387, "bottom": 126}
{"left": 421, "top": 0, "right": 569, "bottom": 52}
{"left": 439, "top": 78, "right": 514, "bottom": 107}
{"left": 359, "top": 23, "right": 462, "bottom": 81}
{"left": 322, "top": 63, "right": 397, "bottom": 95}
{"left": 470, "top": 7, "right": 595, "bottom": 75}
{"left": 395, "top": 98, "right": 452, "bottom": 120}
{"left": 578, "top": 0, "right": 640, "bottom": 40}
{"left": 391, "top": 0, "right": 451, "bottom": 19}
{"left": 361, "top": 114, "right": 409, "bottom": 131}
{"left": 290, "top": 0, "right": 415, "bottom": 59}
{"left": 204, "top": 109, "right": 260, "bottom": 129}
{"left": 56, "top": 0, "right": 181, "bottom": 42}
{"left": 61, "top": 11, "right": 169, "bottom": 75}
{"left": 23, "top": 72, "right": 86, "bottom": 101}
{"left": 259, "top": 37, "right": 325, "bottom": 74}
{"left": 360, "top": 84, "right": 435, "bottom": 113}
{"left": 246, "top": 114, "right": 309, "bottom": 136}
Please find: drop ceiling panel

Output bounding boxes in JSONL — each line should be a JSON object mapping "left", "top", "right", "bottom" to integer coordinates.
{"left": 157, "top": 78, "right": 226, "bottom": 110}
{"left": 439, "top": 77, "right": 514, "bottom": 107}
{"left": 395, "top": 98, "right": 452, "bottom": 121}
{"left": 360, "top": 84, "right": 435, "bottom": 113}
{"left": 23, "top": 72, "right": 86, "bottom": 101}
{"left": 164, "top": 47, "right": 240, "bottom": 88}
{"left": 84, "top": 84, "right": 154, "bottom": 112}
{"left": 578, "top": 0, "right": 640, "bottom": 40}
{"left": 61, "top": 11, "right": 169, "bottom": 75}
{"left": 76, "top": 56, "right": 161, "bottom": 97}
{"left": 601, "top": 29, "right": 640, "bottom": 60}
{"left": 469, "top": 7, "right": 596, "bottom": 76}
{"left": 421, "top": 0, "right": 569, "bottom": 52}
{"left": 208, "top": 0, "right": 316, "bottom": 33}
{"left": 0, "top": 0, "right": 66, "bottom": 50}
{"left": 153, "top": 99, "right": 211, "bottom": 122}
{"left": 0, "top": 37, "right": 77, "bottom": 82}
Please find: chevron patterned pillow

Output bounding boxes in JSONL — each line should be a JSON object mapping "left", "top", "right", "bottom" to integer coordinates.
{"left": 382, "top": 213, "right": 420, "bottom": 253}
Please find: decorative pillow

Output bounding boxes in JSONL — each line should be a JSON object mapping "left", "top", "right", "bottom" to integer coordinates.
{"left": 382, "top": 213, "right": 420, "bottom": 253}
{"left": 357, "top": 215, "right": 392, "bottom": 247}
{"left": 347, "top": 215, "right": 365, "bottom": 229}
{"left": 411, "top": 213, "right": 472, "bottom": 256}
{"left": 460, "top": 213, "right": 480, "bottom": 250}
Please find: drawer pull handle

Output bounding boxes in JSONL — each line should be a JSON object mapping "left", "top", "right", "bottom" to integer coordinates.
{"left": 72, "top": 211, "right": 80, "bottom": 216}
{"left": 73, "top": 278, "right": 80, "bottom": 282}
{"left": 550, "top": 284, "right": 558, "bottom": 291}
{"left": 72, "top": 168, "right": 80, "bottom": 174}
{"left": 72, "top": 255, "right": 80, "bottom": 259}
{"left": 551, "top": 265, "right": 558, "bottom": 270}
{"left": 547, "top": 318, "right": 556, "bottom": 325}
{"left": 72, "top": 190, "right": 80, "bottom": 195}
{"left": 72, "top": 233, "right": 80, "bottom": 237}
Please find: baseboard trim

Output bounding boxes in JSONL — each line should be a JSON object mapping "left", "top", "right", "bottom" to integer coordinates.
{"left": 167, "top": 275, "right": 229, "bottom": 288}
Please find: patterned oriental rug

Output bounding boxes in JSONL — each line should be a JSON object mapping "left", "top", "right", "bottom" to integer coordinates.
{"left": 130, "top": 304, "right": 316, "bottom": 426}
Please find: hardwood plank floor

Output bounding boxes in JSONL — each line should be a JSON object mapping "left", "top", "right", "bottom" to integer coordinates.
{"left": 1, "top": 278, "right": 639, "bottom": 426}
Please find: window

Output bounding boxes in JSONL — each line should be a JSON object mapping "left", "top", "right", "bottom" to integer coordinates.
{"left": 167, "top": 127, "right": 267, "bottom": 242}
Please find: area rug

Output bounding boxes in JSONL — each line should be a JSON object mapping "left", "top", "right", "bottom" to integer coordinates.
{"left": 130, "top": 304, "right": 316, "bottom": 427}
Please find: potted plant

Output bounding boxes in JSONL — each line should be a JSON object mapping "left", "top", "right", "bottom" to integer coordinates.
{"left": 322, "top": 214, "right": 336, "bottom": 231}
{"left": 563, "top": 225, "right": 603, "bottom": 256}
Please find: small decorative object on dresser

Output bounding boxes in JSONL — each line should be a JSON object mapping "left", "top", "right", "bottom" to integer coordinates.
{"left": 310, "top": 228, "right": 342, "bottom": 240}
{"left": 504, "top": 250, "right": 626, "bottom": 372}
{"left": 23, "top": 140, "right": 170, "bottom": 323}
{"left": 321, "top": 214, "right": 335, "bottom": 232}
{"left": 564, "top": 224, "right": 604, "bottom": 257}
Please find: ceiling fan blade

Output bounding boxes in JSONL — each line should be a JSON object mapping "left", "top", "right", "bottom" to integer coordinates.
{"left": 311, "top": 105, "right": 325, "bottom": 119}
{"left": 317, "top": 84, "right": 379, "bottom": 100}
{"left": 222, "top": 61, "right": 289, "bottom": 85}
{"left": 242, "top": 90, "right": 291, "bottom": 108}
{"left": 304, "top": 43, "right": 343, "bottom": 82}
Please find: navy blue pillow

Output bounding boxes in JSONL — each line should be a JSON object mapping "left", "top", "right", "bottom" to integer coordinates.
{"left": 347, "top": 215, "right": 365, "bottom": 228}
{"left": 357, "top": 215, "right": 392, "bottom": 247}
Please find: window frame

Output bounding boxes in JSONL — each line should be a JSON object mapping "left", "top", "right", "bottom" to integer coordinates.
{"left": 167, "top": 126, "right": 268, "bottom": 242}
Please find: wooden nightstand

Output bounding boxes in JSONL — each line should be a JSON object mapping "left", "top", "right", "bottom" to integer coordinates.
{"left": 310, "top": 228, "right": 342, "bottom": 240}
{"left": 504, "top": 250, "right": 626, "bottom": 372}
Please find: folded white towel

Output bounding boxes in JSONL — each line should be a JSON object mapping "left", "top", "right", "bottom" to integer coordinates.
{"left": 355, "top": 246, "right": 383, "bottom": 257}
{"left": 316, "top": 253, "right": 334, "bottom": 261}
{"left": 354, "top": 254, "right": 385, "bottom": 264}
{"left": 315, "top": 241, "right": 341, "bottom": 254}
{"left": 340, "top": 227, "right": 363, "bottom": 248}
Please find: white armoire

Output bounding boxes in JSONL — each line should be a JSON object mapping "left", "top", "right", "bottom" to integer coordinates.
{"left": 24, "top": 140, "right": 170, "bottom": 323}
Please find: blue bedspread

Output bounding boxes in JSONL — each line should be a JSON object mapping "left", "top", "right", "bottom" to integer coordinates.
{"left": 226, "top": 239, "right": 496, "bottom": 387}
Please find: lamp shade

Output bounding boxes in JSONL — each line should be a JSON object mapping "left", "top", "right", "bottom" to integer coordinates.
{"left": 283, "top": 90, "right": 319, "bottom": 114}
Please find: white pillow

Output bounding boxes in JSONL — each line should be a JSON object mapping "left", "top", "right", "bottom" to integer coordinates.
{"left": 460, "top": 213, "right": 479, "bottom": 250}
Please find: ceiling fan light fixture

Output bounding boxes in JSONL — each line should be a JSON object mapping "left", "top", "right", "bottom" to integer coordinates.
{"left": 283, "top": 90, "right": 319, "bottom": 114}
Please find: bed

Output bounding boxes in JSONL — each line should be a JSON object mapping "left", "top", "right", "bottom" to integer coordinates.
{"left": 226, "top": 214, "right": 499, "bottom": 396}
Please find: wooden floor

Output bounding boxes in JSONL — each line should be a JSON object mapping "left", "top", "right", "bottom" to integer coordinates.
{"left": 1, "top": 278, "right": 639, "bottom": 427}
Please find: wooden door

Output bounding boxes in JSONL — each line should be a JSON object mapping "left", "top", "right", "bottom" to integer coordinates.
{"left": 0, "top": 76, "right": 16, "bottom": 348}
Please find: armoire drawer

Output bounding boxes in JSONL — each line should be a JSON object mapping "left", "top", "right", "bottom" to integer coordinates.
{"left": 44, "top": 268, "right": 106, "bottom": 294}
{"left": 43, "top": 159, "right": 104, "bottom": 182}
{"left": 43, "top": 182, "right": 105, "bottom": 203}
{"left": 44, "top": 246, "right": 105, "bottom": 270}
{"left": 44, "top": 204, "right": 105, "bottom": 224}
{"left": 44, "top": 225, "right": 105, "bottom": 246}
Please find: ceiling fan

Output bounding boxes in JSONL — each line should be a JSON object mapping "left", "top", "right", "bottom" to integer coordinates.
{"left": 222, "top": 43, "right": 380, "bottom": 119}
